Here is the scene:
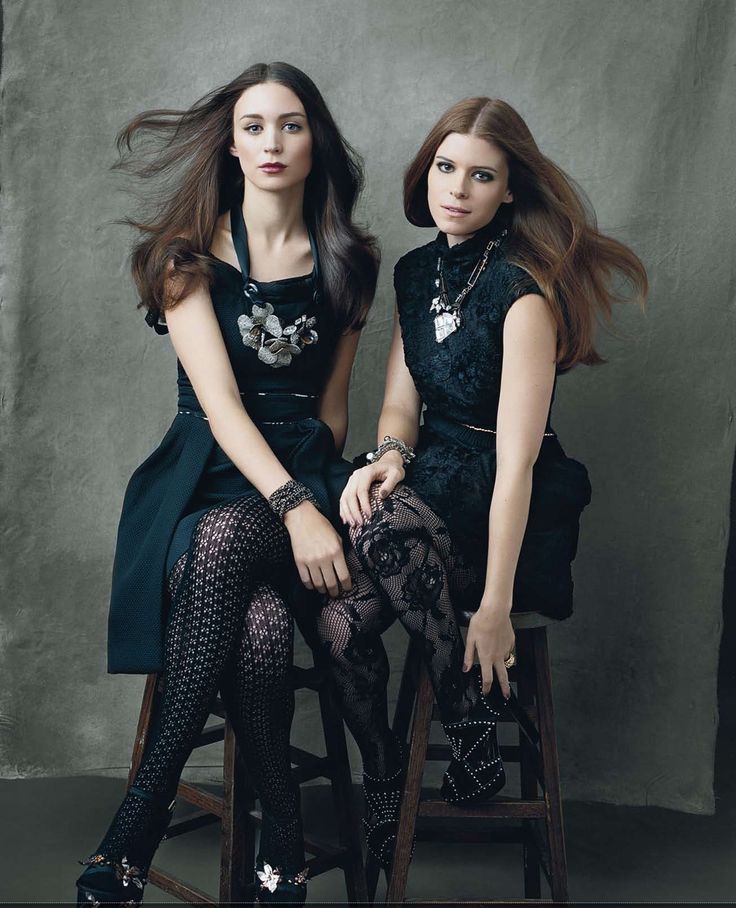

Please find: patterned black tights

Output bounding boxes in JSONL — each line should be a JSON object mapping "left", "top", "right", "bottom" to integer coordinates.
{"left": 318, "top": 484, "right": 480, "bottom": 778}
{"left": 85, "top": 496, "right": 304, "bottom": 874}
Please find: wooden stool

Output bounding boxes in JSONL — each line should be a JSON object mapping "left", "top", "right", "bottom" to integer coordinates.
{"left": 128, "top": 654, "right": 368, "bottom": 904}
{"left": 370, "top": 611, "right": 568, "bottom": 904}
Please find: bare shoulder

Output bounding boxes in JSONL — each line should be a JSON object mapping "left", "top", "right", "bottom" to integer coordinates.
{"left": 504, "top": 292, "right": 557, "bottom": 345}
{"left": 209, "top": 211, "right": 238, "bottom": 267}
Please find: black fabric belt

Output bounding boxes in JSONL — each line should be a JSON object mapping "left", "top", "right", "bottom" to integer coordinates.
{"left": 176, "top": 387, "right": 319, "bottom": 424}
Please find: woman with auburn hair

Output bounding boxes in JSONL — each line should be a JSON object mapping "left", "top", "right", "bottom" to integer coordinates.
{"left": 319, "top": 97, "right": 646, "bottom": 862}
{"left": 76, "top": 62, "right": 379, "bottom": 906}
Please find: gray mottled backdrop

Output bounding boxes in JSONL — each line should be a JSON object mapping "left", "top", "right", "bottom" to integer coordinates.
{"left": 1, "top": 0, "right": 734, "bottom": 814}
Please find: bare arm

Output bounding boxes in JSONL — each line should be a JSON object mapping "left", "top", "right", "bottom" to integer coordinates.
{"left": 464, "top": 293, "right": 557, "bottom": 695}
{"left": 340, "top": 309, "right": 422, "bottom": 526}
{"left": 166, "top": 282, "right": 293, "bottom": 497}
{"left": 165, "top": 281, "right": 352, "bottom": 597}
{"left": 376, "top": 308, "right": 423, "bottom": 447}
{"left": 317, "top": 329, "right": 362, "bottom": 455}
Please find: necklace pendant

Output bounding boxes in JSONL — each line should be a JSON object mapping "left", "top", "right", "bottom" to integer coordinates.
{"left": 434, "top": 310, "right": 460, "bottom": 342}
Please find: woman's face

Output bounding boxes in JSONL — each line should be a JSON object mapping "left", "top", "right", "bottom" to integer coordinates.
{"left": 230, "top": 82, "right": 313, "bottom": 192}
{"left": 427, "top": 132, "right": 513, "bottom": 244}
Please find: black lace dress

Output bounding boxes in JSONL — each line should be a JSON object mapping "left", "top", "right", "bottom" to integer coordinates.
{"left": 395, "top": 216, "right": 592, "bottom": 619}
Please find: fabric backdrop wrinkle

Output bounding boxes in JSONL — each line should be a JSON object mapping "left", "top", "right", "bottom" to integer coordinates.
{"left": 1, "top": 0, "right": 735, "bottom": 814}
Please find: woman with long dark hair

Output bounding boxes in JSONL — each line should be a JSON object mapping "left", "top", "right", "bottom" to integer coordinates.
{"left": 319, "top": 97, "right": 647, "bottom": 865}
{"left": 75, "top": 62, "right": 379, "bottom": 906}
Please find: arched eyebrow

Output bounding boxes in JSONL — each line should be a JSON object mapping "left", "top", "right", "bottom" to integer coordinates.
{"left": 238, "top": 111, "right": 306, "bottom": 121}
{"left": 435, "top": 154, "right": 498, "bottom": 174}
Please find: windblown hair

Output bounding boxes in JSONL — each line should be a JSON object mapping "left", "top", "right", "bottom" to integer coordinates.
{"left": 404, "top": 98, "right": 647, "bottom": 369}
{"left": 114, "top": 62, "right": 379, "bottom": 330}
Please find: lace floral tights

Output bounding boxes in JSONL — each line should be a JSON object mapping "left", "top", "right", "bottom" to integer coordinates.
{"left": 318, "top": 484, "right": 480, "bottom": 777}
{"left": 85, "top": 496, "right": 304, "bottom": 874}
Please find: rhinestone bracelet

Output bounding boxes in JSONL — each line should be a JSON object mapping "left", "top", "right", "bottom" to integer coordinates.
{"left": 267, "top": 480, "right": 319, "bottom": 521}
{"left": 365, "top": 435, "right": 416, "bottom": 467}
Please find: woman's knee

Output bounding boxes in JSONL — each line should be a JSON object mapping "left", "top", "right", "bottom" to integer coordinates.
{"left": 246, "top": 583, "right": 294, "bottom": 653}
{"left": 191, "top": 497, "right": 271, "bottom": 570}
{"left": 316, "top": 600, "right": 355, "bottom": 662}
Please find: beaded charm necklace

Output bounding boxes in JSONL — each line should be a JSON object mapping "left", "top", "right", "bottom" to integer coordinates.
{"left": 430, "top": 230, "right": 507, "bottom": 342}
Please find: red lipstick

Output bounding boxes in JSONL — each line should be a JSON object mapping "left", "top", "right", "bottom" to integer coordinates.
{"left": 259, "top": 162, "right": 286, "bottom": 173}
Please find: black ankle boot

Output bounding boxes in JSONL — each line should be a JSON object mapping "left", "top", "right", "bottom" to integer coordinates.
{"left": 75, "top": 786, "right": 175, "bottom": 907}
{"left": 440, "top": 691, "right": 507, "bottom": 805}
{"left": 362, "top": 742, "right": 414, "bottom": 870}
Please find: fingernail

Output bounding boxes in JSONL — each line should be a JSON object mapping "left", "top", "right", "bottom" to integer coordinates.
{"left": 463, "top": 664, "right": 469, "bottom": 672}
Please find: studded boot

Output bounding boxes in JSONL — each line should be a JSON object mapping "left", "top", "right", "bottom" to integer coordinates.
{"left": 362, "top": 740, "right": 415, "bottom": 870}
{"left": 440, "top": 690, "right": 507, "bottom": 805}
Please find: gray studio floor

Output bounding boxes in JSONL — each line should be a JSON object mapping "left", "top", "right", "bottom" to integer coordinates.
{"left": 2, "top": 685, "right": 736, "bottom": 906}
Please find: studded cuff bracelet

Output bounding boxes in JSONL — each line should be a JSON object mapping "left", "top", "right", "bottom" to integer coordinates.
{"left": 365, "top": 435, "right": 416, "bottom": 467}
{"left": 267, "top": 480, "right": 319, "bottom": 521}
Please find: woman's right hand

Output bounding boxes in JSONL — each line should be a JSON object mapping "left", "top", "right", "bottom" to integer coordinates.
{"left": 284, "top": 501, "right": 352, "bottom": 598}
{"left": 340, "top": 451, "right": 405, "bottom": 527}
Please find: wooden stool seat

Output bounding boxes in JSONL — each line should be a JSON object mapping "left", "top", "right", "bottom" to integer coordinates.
{"left": 128, "top": 655, "right": 367, "bottom": 904}
{"left": 370, "top": 609, "right": 568, "bottom": 904}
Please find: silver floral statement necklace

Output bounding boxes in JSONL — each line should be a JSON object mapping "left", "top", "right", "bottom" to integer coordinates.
{"left": 231, "top": 205, "right": 320, "bottom": 368}
{"left": 430, "top": 230, "right": 507, "bottom": 342}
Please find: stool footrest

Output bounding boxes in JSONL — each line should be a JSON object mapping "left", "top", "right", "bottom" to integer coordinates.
{"left": 176, "top": 781, "right": 224, "bottom": 818}
{"left": 193, "top": 722, "right": 225, "bottom": 748}
{"left": 425, "top": 743, "right": 522, "bottom": 762}
{"left": 415, "top": 819, "right": 526, "bottom": 844}
{"left": 147, "top": 866, "right": 218, "bottom": 904}
{"left": 164, "top": 809, "right": 220, "bottom": 839}
{"left": 289, "top": 745, "right": 332, "bottom": 783}
{"left": 430, "top": 703, "right": 538, "bottom": 723}
{"left": 248, "top": 807, "right": 347, "bottom": 863}
{"left": 418, "top": 796, "right": 547, "bottom": 819}
{"left": 291, "top": 665, "right": 322, "bottom": 690}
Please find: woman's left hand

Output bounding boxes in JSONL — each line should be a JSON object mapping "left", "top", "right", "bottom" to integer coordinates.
{"left": 464, "top": 604, "right": 515, "bottom": 699}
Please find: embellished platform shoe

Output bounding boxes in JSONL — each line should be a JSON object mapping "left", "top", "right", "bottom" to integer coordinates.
{"left": 362, "top": 741, "right": 415, "bottom": 870}
{"left": 254, "top": 810, "right": 309, "bottom": 904}
{"left": 440, "top": 690, "right": 508, "bottom": 805}
{"left": 255, "top": 855, "right": 309, "bottom": 904}
{"left": 75, "top": 787, "right": 175, "bottom": 907}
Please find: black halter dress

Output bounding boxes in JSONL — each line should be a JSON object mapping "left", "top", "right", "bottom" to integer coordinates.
{"left": 107, "top": 208, "right": 353, "bottom": 673}
{"left": 394, "top": 215, "right": 592, "bottom": 619}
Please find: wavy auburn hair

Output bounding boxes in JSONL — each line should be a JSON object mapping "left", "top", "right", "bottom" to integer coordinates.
{"left": 114, "top": 62, "right": 379, "bottom": 330}
{"left": 404, "top": 98, "right": 647, "bottom": 369}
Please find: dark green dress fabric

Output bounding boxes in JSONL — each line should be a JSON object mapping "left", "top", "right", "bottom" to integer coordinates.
{"left": 394, "top": 214, "right": 593, "bottom": 619}
{"left": 107, "top": 229, "right": 352, "bottom": 674}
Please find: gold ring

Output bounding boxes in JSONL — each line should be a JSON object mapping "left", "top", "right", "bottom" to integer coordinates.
{"left": 503, "top": 651, "right": 516, "bottom": 669}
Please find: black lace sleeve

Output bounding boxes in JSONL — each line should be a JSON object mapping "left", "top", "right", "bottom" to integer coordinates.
{"left": 503, "top": 263, "right": 544, "bottom": 317}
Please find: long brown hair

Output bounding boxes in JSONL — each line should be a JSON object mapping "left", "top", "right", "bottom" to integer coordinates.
{"left": 404, "top": 98, "right": 647, "bottom": 369}
{"left": 115, "top": 62, "right": 379, "bottom": 330}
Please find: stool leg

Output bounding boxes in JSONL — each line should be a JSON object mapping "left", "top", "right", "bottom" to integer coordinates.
{"left": 533, "top": 627, "right": 569, "bottom": 902}
{"left": 385, "top": 660, "right": 433, "bottom": 905}
{"left": 517, "top": 633, "right": 542, "bottom": 899}
{"left": 393, "top": 638, "right": 421, "bottom": 742}
{"left": 128, "top": 673, "right": 160, "bottom": 786}
{"left": 365, "top": 639, "right": 421, "bottom": 902}
{"left": 318, "top": 675, "right": 369, "bottom": 904}
{"left": 220, "top": 715, "right": 251, "bottom": 903}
